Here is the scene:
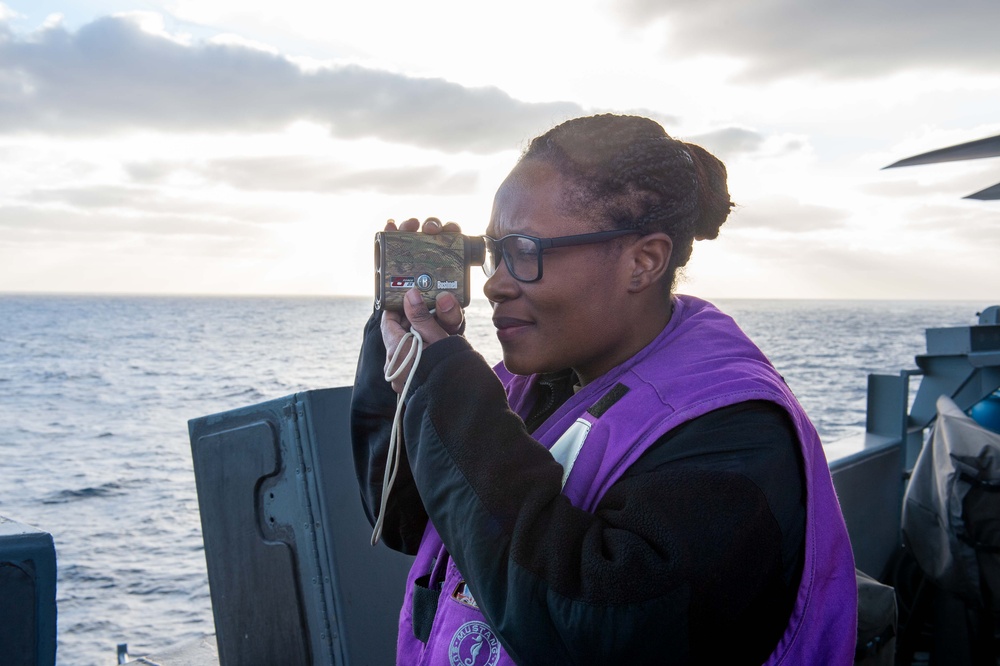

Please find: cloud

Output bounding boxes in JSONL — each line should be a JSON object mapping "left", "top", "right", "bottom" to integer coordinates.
{"left": 862, "top": 180, "right": 940, "bottom": 199}
{"left": 121, "top": 156, "right": 478, "bottom": 194}
{"left": 122, "top": 162, "right": 177, "bottom": 184}
{"left": 864, "top": 164, "right": 1000, "bottom": 200}
{"left": 29, "top": 185, "right": 174, "bottom": 209}
{"left": 167, "top": 157, "right": 479, "bottom": 195}
{"left": 617, "top": 0, "right": 1000, "bottom": 80}
{"left": 908, "top": 202, "right": 1000, "bottom": 241}
{"left": 24, "top": 184, "right": 293, "bottom": 224}
{"left": 0, "top": 203, "right": 267, "bottom": 239}
{"left": 727, "top": 195, "right": 849, "bottom": 232}
{"left": 684, "top": 127, "right": 765, "bottom": 159}
{"left": 696, "top": 228, "right": 996, "bottom": 300}
{"left": 0, "top": 14, "right": 582, "bottom": 152}
{"left": 0, "top": 3, "right": 18, "bottom": 22}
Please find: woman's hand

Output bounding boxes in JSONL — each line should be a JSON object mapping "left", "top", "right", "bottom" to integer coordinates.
{"left": 384, "top": 216, "right": 461, "bottom": 235}
{"left": 380, "top": 217, "right": 465, "bottom": 393}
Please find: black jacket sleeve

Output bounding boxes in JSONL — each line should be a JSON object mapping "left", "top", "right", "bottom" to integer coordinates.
{"left": 350, "top": 309, "right": 429, "bottom": 554}
{"left": 385, "top": 336, "right": 804, "bottom": 665}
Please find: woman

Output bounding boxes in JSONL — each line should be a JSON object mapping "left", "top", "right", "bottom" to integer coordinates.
{"left": 351, "top": 114, "right": 857, "bottom": 664}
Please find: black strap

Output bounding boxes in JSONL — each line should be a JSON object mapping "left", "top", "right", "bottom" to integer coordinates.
{"left": 588, "top": 383, "right": 630, "bottom": 418}
{"left": 411, "top": 574, "right": 441, "bottom": 643}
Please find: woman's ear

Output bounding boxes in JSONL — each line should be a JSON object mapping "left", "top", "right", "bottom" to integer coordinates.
{"left": 627, "top": 233, "right": 672, "bottom": 293}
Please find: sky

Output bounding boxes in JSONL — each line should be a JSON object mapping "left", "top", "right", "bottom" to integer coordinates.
{"left": 0, "top": 0, "right": 998, "bottom": 300}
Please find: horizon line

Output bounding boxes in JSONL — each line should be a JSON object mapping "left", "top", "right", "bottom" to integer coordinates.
{"left": 0, "top": 290, "right": 995, "bottom": 305}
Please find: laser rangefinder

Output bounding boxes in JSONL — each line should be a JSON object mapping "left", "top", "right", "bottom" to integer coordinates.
{"left": 374, "top": 231, "right": 486, "bottom": 312}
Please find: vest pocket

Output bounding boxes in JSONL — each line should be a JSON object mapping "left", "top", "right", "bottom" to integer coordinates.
{"left": 411, "top": 573, "right": 441, "bottom": 643}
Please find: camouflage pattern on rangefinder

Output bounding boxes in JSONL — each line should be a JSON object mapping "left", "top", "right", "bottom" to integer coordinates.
{"left": 374, "top": 231, "right": 485, "bottom": 312}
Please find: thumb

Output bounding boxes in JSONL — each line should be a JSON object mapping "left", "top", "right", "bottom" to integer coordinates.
{"left": 403, "top": 289, "right": 448, "bottom": 344}
{"left": 433, "top": 291, "right": 465, "bottom": 335}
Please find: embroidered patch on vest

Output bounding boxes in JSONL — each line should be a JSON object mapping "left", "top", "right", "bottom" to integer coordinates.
{"left": 587, "top": 383, "right": 630, "bottom": 418}
{"left": 449, "top": 621, "right": 501, "bottom": 666}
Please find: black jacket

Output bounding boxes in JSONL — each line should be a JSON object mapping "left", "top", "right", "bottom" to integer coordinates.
{"left": 351, "top": 311, "right": 805, "bottom": 664}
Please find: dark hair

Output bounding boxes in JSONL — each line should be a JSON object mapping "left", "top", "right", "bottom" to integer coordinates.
{"left": 521, "top": 114, "right": 734, "bottom": 289}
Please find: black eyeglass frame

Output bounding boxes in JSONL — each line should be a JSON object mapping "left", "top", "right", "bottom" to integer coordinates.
{"left": 482, "top": 228, "right": 642, "bottom": 283}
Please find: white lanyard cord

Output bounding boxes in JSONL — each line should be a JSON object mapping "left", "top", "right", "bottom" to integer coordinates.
{"left": 371, "top": 323, "right": 426, "bottom": 546}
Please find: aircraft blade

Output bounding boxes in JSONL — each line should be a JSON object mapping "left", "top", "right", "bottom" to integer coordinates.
{"left": 884, "top": 134, "right": 1000, "bottom": 169}
{"left": 965, "top": 182, "right": 1000, "bottom": 201}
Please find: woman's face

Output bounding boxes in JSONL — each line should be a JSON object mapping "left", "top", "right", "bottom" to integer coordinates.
{"left": 484, "top": 160, "right": 654, "bottom": 385}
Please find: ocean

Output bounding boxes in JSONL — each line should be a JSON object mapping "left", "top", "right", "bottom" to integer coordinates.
{"left": 0, "top": 294, "right": 989, "bottom": 665}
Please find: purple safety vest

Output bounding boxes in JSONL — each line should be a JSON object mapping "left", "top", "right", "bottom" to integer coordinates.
{"left": 396, "top": 295, "right": 857, "bottom": 665}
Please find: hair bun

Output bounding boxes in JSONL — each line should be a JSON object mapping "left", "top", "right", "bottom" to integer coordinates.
{"left": 683, "top": 142, "right": 734, "bottom": 241}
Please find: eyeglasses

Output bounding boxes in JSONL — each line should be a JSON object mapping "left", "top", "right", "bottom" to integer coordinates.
{"left": 482, "top": 229, "right": 641, "bottom": 283}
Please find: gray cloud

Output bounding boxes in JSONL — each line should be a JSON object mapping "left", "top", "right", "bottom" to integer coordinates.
{"left": 122, "top": 156, "right": 478, "bottom": 194}
{"left": 30, "top": 185, "right": 171, "bottom": 209}
{"left": 193, "top": 157, "right": 479, "bottom": 195}
{"left": 704, "top": 230, "right": 995, "bottom": 300}
{"left": 0, "top": 203, "right": 268, "bottom": 239}
{"left": 25, "top": 185, "right": 293, "bottom": 223}
{"left": 728, "top": 195, "right": 849, "bottom": 232}
{"left": 618, "top": 0, "right": 1000, "bottom": 80}
{"left": 124, "top": 161, "right": 177, "bottom": 184}
{"left": 0, "top": 15, "right": 582, "bottom": 152}
{"left": 909, "top": 203, "right": 1000, "bottom": 242}
{"left": 684, "top": 127, "right": 765, "bottom": 160}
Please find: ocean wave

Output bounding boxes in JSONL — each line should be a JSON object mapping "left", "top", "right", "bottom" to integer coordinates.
{"left": 60, "top": 564, "right": 117, "bottom": 587}
{"left": 40, "top": 369, "right": 108, "bottom": 384}
{"left": 217, "top": 385, "right": 266, "bottom": 400}
{"left": 42, "top": 480, "right": 134, "bottom": 504}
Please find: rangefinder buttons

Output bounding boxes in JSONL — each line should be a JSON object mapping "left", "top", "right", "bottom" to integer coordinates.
{"left": 416, "top": 274, "right": 433, "bottom": 291}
